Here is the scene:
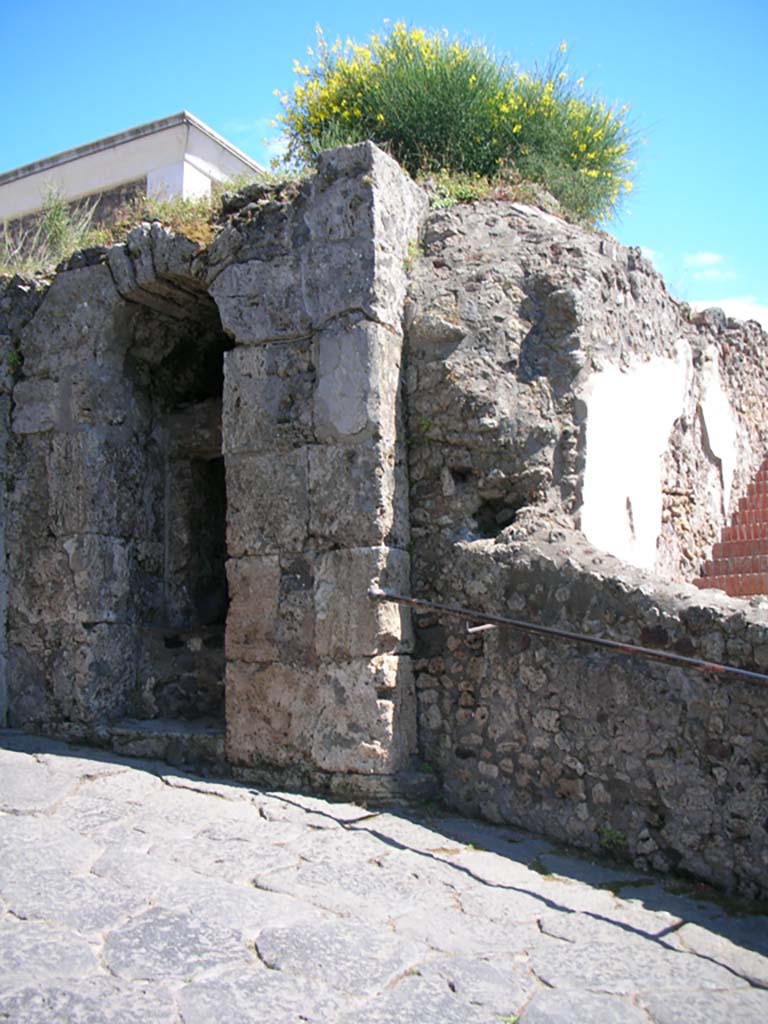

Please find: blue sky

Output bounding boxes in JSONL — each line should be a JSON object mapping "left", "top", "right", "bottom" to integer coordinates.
{"left": 3, "top": 0, "right": 766, "bottom": 326}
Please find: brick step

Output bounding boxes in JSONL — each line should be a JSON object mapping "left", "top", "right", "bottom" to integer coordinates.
{"left": 694, "top": 573, "right": 768, "bottom": 598}
{"left": 703, "top": 554, "right": 768, "bottom": 576}
{"left": 712, "top": 538, "right": 768, "bottom": 559}
{"left": 730, "top": 510, "right": 768, "bottom": 528}
{"left": 721, "top": 522, "right": 768, "bottom": 542}
{"left": 738, "top": 494, "right": 768, "bottom": 512}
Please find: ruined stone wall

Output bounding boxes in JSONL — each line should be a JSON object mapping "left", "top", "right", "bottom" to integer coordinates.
{"left": 2, "top": 145, "right": 767, "bottom": 894}
{"left": 412, "top": 534, "right": 768, "bottom": 898}
{"left": 405, "top": 201, "right": 768, "bottom": 582}
{"left": 0, "top": 143, "right": 425, "bottom": 795}
{"left": 206, "top": 144, "right": 426, "bottom": 790}
{"left": 405, "top": 200, "right": 768, "bottom": 897}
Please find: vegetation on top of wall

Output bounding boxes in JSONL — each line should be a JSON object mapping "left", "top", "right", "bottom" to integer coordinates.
{"left": 0, "top": 187, "right": 99, "bottom": 277}
{"left": 276, "top": 23, "right": 635, "bottom": 224}
{"left": 0, "top": 176, "right": 266, "bottom": 277}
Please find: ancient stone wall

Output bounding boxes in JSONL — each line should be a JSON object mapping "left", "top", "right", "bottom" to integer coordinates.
{"left": 0, "top": 143, "right": 426, "bottom": 795}
{"left": 207, "top": 144, "right": 426, "bottom": 791}
{"left": 405, "top": 199, "right": 768, "bottom": 897}
{"left": 2, "top": 144, "right": 767, "bottom": 895}
{"left": 412, "top": 534, "right": 768, "bottom": 898}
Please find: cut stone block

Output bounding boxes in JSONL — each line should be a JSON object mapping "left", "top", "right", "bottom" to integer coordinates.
{"left": 46, "top": 431, "right": 157, "bottom": 540}
{"left": 225, "top": 654, "right": 415, "bottom": 774}
{"left": 19, "top": 265, "right": 124, "bottom": 379}
{"left": 310, "top": 655, "right": 416, "bottom": 773}
{"left": 223, "top": 342, "right": 314, "bottom": 454}
{"left": 308, "top": 441, "right": 409, "bottom": 549}
{"left": 62, "top": 535, "right": 132, "bottom": 623}
{"left": 310, "top": 142, "right": 428, "bottom": 253}
{"left": 226, "top": 449, "right": 309, "bottom": 556}
{"left": 11, "top": 380, "right": 61, "bottom": 433}
{"left": 225, "top": 556, "right": 281, "bottom": 663}
{"left": 315, "top": 547, "right": 412, "bottom": 660}
{"left": 313, "top": 318, "right": 402, "bottom": 444}
{"left": 225, "top": 661, "right": 320, "bottom": 769}
{"left": 302, "top": 240, "right": 406, "bottom": 332}
{"left": 210, "top": 255, "right": 310, "bottom": 344}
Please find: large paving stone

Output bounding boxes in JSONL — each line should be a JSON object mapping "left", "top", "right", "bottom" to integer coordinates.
{"left": 339, "top": 973, "right": 502, "bottom": 1024}
{"left": 0, "top": 919, "right": 98, "bottom": 989}
{"left": 255, "top": 919, "right": 427, "bottom": 993}
{"left": 0, "top": 747, "right": 80, "bottom": 813}
{"left": 156, "top": 877, "right": 329, "bottom": 940}
{"left": 255, "top": 845, "right": 472, "bottom": 921}
{"left": 417, "top": 955, "right": 538, "bottom": 1015}
{"left": 638, "top": 987, "right": 768, "bottom": 1024}
{"left": 528, "top": 934, "right": 750, "bottom": 994}
{"left": 177, "top": 966, "right": 346, "bottom": 1024}
{"left": 0, "top": 815, "right": 103, "bottom": 880}
{"left": 520, "top": 989, "right": 651, "bottom": 1023}
{"left": 391, "top": 906, "right": 541, "bottom": 955}
{"left": 0, "top": 978, "right": 178, "bottom": 1024}
{"left": 1, "top": 871, "right": 151, "bottom": 935}
{"left": 103, "top": 906, "right": 253, "bottom": 981}
{"left": 674, "top": 920, "right": 768, "bottom": 987}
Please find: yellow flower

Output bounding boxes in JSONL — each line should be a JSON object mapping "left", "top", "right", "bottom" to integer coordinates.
{"left": 558, "top": 41, "right": 567, "bottom": 53}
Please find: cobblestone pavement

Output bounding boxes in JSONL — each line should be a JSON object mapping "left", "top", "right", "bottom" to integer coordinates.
{"left": 1, "top": 732, "right": 767, "bottom": 1023}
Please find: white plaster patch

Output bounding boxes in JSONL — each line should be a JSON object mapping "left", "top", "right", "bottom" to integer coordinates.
{"left": 698, "top": 350, "right": 737, "bottom": 512}
{"left": 580, "top": 341, "right": 691, "bottom": 570}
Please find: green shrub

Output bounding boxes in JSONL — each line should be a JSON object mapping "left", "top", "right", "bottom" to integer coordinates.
{"left": 277, "top": 25, "right": 634, "bottom": 223}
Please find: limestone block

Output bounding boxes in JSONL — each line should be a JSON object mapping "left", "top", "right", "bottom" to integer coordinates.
{"left": 225, "top": 654, "right": 415, "bottom": 774}
{"left": 53, "top": 622, "right": 136, "bottom": 724}
{"left": 19, "top": 265, "right": 124, "bottom": 379}
{"left": 226, "top": 661, "right": 321, "bottom": 768}
{"left": 303, "top": 175, "right": 378, "bottom": 243}
{"left": 315, "top": 546, "right": 412, "bottom": 659}
{"left": 226, "top": 553, "right": 315, "bottom": 666}
{"left": 8, "top": 539, "right": 75, "bottom": 627}
{"left": 310, "top": 655, "right": 417, "bottom": 773}
{"left": 313, "top": 318, "right": 402, "bottom": 444}
{"left": 6, "top": 638, "right": 49, "bottom": 728}
{"left": 148, "top": 222, "right": 200, "bottom": 282}
{"left": 301, "top": 239, "right": 406, "bottom": 331}
{"left": 69, "top": 365, "right": 136, "bottom": 428}
{"left": 209, "top": 256, "right": 310, "bottom": 344}
{"left": 62, "top": 535, "right": 132, "bottom": 623}
{"left": 223, "top": 343, "right": 314, "bottom": 455}
{"left": 225, "top": 556, "right": 281, "bottom": 663}
{"left": 308, "top": 441, "right": 409, "bottom": 549}
{"left": 45, "top": 432, "right": 154, "bottom": 539}
{"left": 4, "top": 435, "right": 51, "bottom": 545}
{"left": 226, "top": 449, "right": 309, "bottom": 556}
{"left": 11, "top": 380, "right": 61, "bottom": 433}
{"left": 309, "top": 142, "right": 428, "bottom": 251}
{"left": 7, "top": 620, "right": 135, "bottom": 726}
{"left": 274, "top": 554, "right": 316, "bottom": 664}
{"left": 107, "top": 245, "right": 139, "bottom": 298}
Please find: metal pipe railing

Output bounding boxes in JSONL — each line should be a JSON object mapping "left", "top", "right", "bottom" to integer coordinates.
{"left": 368, "top": 587, "right": 768, "bottom": 684}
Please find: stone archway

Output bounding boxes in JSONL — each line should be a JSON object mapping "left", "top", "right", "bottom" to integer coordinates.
{"left": 4, "top": 143, "right": 427, "bottom": 791}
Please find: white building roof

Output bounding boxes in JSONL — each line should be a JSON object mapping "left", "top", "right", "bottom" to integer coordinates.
{"left": 0, "top": 111, "right": 265, "bottom": 222}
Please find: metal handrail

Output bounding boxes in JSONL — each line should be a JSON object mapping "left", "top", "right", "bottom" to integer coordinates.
{"left": 368, "top": 587, "right": 768, "bottom": 684}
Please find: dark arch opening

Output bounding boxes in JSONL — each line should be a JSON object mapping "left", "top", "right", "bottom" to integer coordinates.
{"left": 126, "top": 286, "right": 233, "bottom": 722}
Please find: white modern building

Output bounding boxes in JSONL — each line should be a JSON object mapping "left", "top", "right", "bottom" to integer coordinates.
{"left": 0, "top": 111, "right": 264, "bottom": 225}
